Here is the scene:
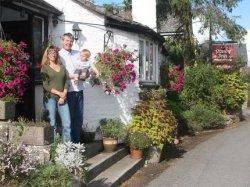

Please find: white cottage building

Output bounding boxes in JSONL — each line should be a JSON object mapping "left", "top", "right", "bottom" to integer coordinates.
{"left": 0, "top": 0, "right": 167, "bottom": 132}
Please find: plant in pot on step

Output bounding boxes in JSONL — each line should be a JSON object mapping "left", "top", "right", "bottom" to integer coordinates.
{"left": 0, "top": 40, "right": 29, "bottom": 120}
{"left": 127, "top": 132, "right": 151, "bottom": 159}
{"left": 97, "top": 118, "right": 126, "bottom": 152}
{"left": 127, "top": 89, "right": 177, "bottom": 163}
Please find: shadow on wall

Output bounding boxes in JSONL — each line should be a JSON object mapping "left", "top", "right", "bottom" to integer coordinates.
{"left": 116, "top": 84, "right": 140, "bottom": 124}
{"left": 83, "top": 82, "right": 140, "bottom": 132}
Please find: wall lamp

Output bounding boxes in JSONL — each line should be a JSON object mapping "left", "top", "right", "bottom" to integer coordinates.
{"left": 72, "top": 23, "right": 81, "bottom": 41}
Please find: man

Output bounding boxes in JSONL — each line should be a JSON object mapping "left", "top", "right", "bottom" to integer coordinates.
{"left": 59, "top": 33, "right": 88, "bottom": 143}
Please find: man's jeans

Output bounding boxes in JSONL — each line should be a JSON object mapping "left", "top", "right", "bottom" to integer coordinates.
{"left": 44, "top": 97, "right": 71, "bottom": 142}
{"left": 67, "top": 90, "right": 83, "bottom": 143}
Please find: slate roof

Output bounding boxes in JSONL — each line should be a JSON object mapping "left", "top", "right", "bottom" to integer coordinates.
{"left": 12, "top": 0, "right": 63, "bottom": 16}
{"left": 73, "top": 0, "right": 165, "bottom": 43}
{"left": 157, "top": 15, "right": 183, "bottom": 34}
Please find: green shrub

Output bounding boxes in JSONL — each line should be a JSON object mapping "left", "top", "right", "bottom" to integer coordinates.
{"left": 180, "top": 64, "right": 222, "bottom": 109}
{"left": 127, "top": 132, "right": 151, "bottom": 150}
{"left": 183, "top": 103, "right": 226, "bottom": 132}
{"left": 27, "top": 162, "right": 72, "bottom": 187}
{"left": 181, "top": 64, "right": 247, "bottom": 113}
{"left": 97, "top": 118, "right": 126, "bottom": 139}
{"left": 166, "top": 92, "right": 188, "bottom": 135}
{"left": 128, "top": 89, "right": 177, "bottom": 150}
{"left": 220, "top": 73, "right": 247, "bottom": 112}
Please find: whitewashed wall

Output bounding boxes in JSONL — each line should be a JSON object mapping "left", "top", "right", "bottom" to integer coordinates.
{"left": 43, "top": 0, "right": 143, "bottom": 132}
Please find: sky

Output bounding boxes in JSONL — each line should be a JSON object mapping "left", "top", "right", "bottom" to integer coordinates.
{"left": 95, "top": 0, "right": 250, "bottom": 29}
{"left": 95, "top": 0, "right": 250, "bottom": 64}
{"left": 94, "top": 0, "right": 123, "bottom": 5}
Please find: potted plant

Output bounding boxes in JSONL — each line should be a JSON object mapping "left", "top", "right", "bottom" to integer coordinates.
{"left": 128, "top": 89, "right": 177, "bottom": 163}
{"left": 127, "top": 132, "right": 151, "bottom": 159}
{"left": 0, "top": 40, "right": 29, "bottom": 120}
{"left": 97, "top": 118, "right": 126, "bottom": 152}
{"left": 95, "top": 45, "right": 137, "bottom": 95}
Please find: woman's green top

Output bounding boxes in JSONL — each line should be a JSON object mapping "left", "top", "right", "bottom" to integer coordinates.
{"left": 41, "top": 64, "right": 68, "bottom": 100}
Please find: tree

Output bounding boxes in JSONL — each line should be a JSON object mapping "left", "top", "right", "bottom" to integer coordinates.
{"left": 123, "top": 0, "right": 132, "bottom": 11}
{"left": 157, "top": 0, "right": 247, "bottom": 63}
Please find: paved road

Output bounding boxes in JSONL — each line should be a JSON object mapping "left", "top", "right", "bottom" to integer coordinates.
{"left": 147, "top": 111, "right": 250, "bottom": 187}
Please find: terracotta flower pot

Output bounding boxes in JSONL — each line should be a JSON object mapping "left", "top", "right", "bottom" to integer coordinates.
{"left": 130, "top": 148, "right": 143, "bottom": 159}
{"left": 103, "top": 137, "right": 118, "bottom": 152}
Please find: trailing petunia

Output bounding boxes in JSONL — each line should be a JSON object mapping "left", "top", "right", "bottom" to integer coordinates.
{"left": 95, "top": 46, "right": 137, "bottom": 94}
{"left": 0, "top": 40, "right": 29, "bottom": 102}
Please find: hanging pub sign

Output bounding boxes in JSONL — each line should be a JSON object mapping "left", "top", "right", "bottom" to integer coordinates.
{"left": 211, "top": 43, "right": 236, "bottom": 69}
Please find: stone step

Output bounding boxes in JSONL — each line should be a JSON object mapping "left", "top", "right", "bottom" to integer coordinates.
{"left": 87, "top": 148, "right": 128, "bottom": 181}
{"left": 88, "top": 155, "right": 144, "bottom": 187}
{"left": 85, "top": 140, "right": 104, "bottom": 159}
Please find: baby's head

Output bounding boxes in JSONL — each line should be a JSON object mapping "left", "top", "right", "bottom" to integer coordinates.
{"left": 80, "top": 49, "right": 91, "bottom": 62}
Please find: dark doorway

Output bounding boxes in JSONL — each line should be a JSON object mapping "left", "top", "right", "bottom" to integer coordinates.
{"left": 2, "top": 20, "right": 32, "bottom": 52}
{"left": 2, "top": 19, "right": 35, "bottom": 120}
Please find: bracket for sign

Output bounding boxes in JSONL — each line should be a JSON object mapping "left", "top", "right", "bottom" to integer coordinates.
{"left": 104, "top": 30, "right": 113, "bottom": 50}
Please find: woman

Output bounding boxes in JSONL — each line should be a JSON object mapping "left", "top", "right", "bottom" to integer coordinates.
{"left": 41, "top": 45, "right": 71, "bottom": 142}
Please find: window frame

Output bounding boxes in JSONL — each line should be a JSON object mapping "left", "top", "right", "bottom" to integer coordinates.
{"left": 138, "top": 38, "right": 158, "bottom": 84}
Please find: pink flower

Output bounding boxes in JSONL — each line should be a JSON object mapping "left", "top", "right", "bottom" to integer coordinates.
{"left": 168, "top": 65, "right": 184, "bottom": 93}
{"left": 14, "top": 78, "right": 21, "bottom": 85}
{"left": 18, "top": 87, "right": 25, "bottom": 96}
{"left": 4, "top": 55, "right": 11, "bottom": 62}
{"left": 18, "top": 41, "right": 27, "bottom": 48}
{"left": 0, "top": 40, "right": 29, "bottom": 100}
{"left": 4, "top": 67, "right": 13, "bottom": 75}
{"left": 19, "top": 64, "right": 28, "bottom": 72}
{"left": 96, "top": 46, "right": 137, "bottom": 95}
{"left": 0, "top": 82, "right": 5, "bottom": 89}
{"left": 15, "top": 60, "right": 22, "bottom": 65}
{"left": 0, "top": 92, "right": 4, "bottom": 97}
{"left": 8, "top": 47, "right": 14, "bottom": 54}
{"left": 6, "top": 81, "right": 15, "bottom": 89}
{"left": 0, "top": 47, "right": 4, "bottom": 53}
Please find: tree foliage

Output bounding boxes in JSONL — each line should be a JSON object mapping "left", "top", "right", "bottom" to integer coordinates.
{"left": 158, "top": 0, "right": 247, "bottom": 63}
{"left": 158, "top": 0, "right": 246, "bottom": 42}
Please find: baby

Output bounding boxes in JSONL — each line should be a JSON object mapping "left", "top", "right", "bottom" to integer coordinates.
{"left": 74, "top": 49, "right": 99, "bottom": 84}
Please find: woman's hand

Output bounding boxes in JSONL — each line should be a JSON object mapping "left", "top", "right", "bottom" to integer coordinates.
{"left": 61, "top": 91, "right": 67, "bottom": 100}
{"left": 58, "top": 98, "right": 65, "bottom": 105}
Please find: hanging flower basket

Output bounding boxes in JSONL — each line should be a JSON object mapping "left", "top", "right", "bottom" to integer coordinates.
{"left": 0, "top": 40, "right": 29, "bottom": 102}
{"left": 95, "top": 45, "right": 137, "bottom": 95}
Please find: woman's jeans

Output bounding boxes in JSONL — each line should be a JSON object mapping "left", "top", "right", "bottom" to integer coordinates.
{"left": 44, "top": 97, "right": 71, "bottom": 142}
{"left": 67, "top": 90, "right": 83, "bottom": 143}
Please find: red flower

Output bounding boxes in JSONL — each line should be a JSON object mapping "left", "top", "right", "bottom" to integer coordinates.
{"left": 4, "top": 55, "right": 11, "bottom": 62}
{"left": 8, "top": 47, "right": 14, "bottom": 54}
{"left": 168, "top": 65, "right": 184, "bottom": 93}
{"left": 96, "top": 46, "right": 137, "bottom": 94}
{"left": 0, "top": 47, "right": 4, "bottom": 53}
{"left": 0, "top": 40, "right": 29, "bottom": 101}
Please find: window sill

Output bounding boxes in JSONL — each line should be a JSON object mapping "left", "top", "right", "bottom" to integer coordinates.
{"left": 139, "top": 81, "right": 160, "bottom": 89}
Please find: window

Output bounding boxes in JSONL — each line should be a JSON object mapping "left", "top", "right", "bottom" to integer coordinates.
{"left": 139, "top": 39, "right": 158, "bottom": 82}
